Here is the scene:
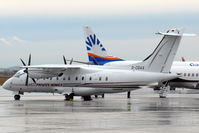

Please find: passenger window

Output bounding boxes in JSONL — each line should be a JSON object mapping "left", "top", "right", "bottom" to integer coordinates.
{"left": 76, "top": 77, "right": 78, "bottom": 80}
{"left": 188, "top": 73, "right": 190, "bottom": 77}
{"left": 82, "top": 76, "right": 84, "bottom": 80}
{"left": 99, "top": 77, "right": 101, "bottom": 81}
{"left": 56, "top": 77, "right": 59, "bottom": 80}
{"left": 68, "top": 76, "right": 70, "bottom": 80}
{"left": 63, "top": 77, "right": 65, "bottom": 80}
{"left": 196, "top": 73, "right": 199, "bottom": 77}
{"left": 184, "top": 73, "right": 186, "bottom": 76}
{"left": 105, "top": 77, "right": 108, "bottom": 81}
{"left": 192, "top": 73, "right": 194, "bottom": 77}
{"left": 89, "top": 77, "right": 92, "bottom": 81}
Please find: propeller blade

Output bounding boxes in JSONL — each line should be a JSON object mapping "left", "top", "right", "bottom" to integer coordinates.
{"left": 31, "top": 78, "right": 36, "bottom": 84}
{"left": 25, "top": 74, "right": 29, "bottom": 86}
{"left": 20, "top": 58, "right": 26, "bottom": 66}
{"left": 70, "top": 58, "right": 73, "bottom": 65}
{"left": 28, "top": 54, "right": 31, "bottom": 66}
{"left": 63, "top": 55, "right": 67, "bottom": 65}
{"left": 24, "top": 68, "right": 28, "bottom": 73}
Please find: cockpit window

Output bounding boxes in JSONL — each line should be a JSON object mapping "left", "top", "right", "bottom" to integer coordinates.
{"left": 14, "top": 71, "right": 25, "bottom": 78}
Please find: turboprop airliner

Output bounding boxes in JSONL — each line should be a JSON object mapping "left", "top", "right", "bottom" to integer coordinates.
{"left": 83, "top": 27, "right": 198, "bottom": 93}
{"left": 2, "top": 29, "right": 184, "bottom": 101}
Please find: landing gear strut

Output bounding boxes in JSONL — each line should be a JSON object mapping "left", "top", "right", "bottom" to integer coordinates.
{"left": 127, "top": 91, "right": 131, "bottom": 98}
{"left": 64, "top": 93, "right": 74, "bottom": 101}
{"left": 14, "top": 95, "right": 21, "bottom": 100}
{"left": 159, "top": 82, "right": 170, "bottom": 98}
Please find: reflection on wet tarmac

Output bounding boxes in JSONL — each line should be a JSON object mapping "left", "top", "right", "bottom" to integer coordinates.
{"left": 1, "top": 88, "right": 199, "bottom": 133}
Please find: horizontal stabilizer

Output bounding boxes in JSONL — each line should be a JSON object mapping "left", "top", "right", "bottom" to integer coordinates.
{"left": 156, "top": 31, "right": 196, "bottom": 37}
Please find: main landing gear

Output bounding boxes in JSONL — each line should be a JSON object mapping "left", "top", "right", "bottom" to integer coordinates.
{"left": 64, "top": 93, "right": 74, "bottom": 101}
{"left": 14, "top": 95, "right": 21, "bottom": 100}
{"left": 64, "top": 94, "right": 92, "bottom": 101}
{"left": 82, "top": 96, "right": 92, "bottom": 101}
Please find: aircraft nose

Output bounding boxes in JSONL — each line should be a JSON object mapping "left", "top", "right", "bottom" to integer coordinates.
{"left": 2, "top": 78, "right": 12, "bottom": 90}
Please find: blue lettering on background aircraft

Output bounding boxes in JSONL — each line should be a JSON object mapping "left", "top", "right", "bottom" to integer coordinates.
{"left": 190, "top": 63, "right": 199, "bottom": 66}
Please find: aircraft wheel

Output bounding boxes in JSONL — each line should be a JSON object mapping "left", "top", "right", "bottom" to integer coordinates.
{"left": 159, "top": 95, "right": 167, "bottom": 98}
{"left": 14, "top": 95, "right": 21, "bottom": 100}
{"left": 170, "top": 87, "right": 176, "bottom": 91}
{"left": 82, "top": 96, "right": 92, "bottom": 101}
{"left": 64, "top": 93, "right": 74, "bottom": 101}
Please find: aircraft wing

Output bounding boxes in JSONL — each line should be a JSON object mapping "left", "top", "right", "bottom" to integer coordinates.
{"left": 21, "top": 65, "right": 81, "bottom": 69}
{"left": 20, "top": 65, "right": 82, "bottom": 78}
{"left": 66, "top": 59, "right": 92, "bottom": 65}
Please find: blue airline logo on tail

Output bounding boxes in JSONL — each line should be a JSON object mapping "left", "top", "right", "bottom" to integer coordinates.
{"left": 85, "top": 34, "right": 106, "bottom": 52}
{"left": 85, "top": 34, "right": 123, "bottom": 65}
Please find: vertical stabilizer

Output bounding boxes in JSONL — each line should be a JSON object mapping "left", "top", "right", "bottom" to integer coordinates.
{"left": 84, "top": 26, "right": 123, "bottom": 65}
{"left": 132, "top": 29, "right": 183, "bottom": 73}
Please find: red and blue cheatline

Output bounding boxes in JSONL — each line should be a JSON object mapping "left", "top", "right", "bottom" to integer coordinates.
{"left": 88, "top": 53, "right": 124, "bottom": 65}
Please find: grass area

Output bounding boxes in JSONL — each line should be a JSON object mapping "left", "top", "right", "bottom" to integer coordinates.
{"left": 0, "top": 77, "right": 10, "bottom": 85}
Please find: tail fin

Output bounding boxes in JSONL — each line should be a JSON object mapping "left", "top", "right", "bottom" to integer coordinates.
{"left": 132, "top": 29, "right": 184, "bottom": 73}
{"left": 84, "top": 26, "right": 123, "bottom": 65}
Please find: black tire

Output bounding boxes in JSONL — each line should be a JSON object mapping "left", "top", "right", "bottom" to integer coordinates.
{"left": 64, "top": 93, "right": 74, "bottom": 101}
{"left": 82, "top": 96, "right": 92, "bottom": 101}
{"left": 170, "top": 87, "right": 176, "bottom": 91}
{"left": 14, "top": 95, "right": 20, "bottom": 100}
{"left": 159, "top": 96, "right": 166, "bottom": 98}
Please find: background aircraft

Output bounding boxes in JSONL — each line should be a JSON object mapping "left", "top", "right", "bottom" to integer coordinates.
{"left": 83, "top": 27, "right": 199, "bottom": 96}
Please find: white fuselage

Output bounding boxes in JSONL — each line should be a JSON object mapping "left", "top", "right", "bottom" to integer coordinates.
{"left": 2, "top": 65, "right": 177, "bottom": 96}
{"left": 104, "top": 61, "right": 199, "bottom": 89}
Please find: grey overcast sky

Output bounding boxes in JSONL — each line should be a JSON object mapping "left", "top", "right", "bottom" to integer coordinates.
{"left": 0, "top": 0, "right": 199, "bottom": 67}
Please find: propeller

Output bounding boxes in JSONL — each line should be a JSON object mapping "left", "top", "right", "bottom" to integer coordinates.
{"left": 63, "top": 55, "right": 73, "bottom": 65}
{"left": 20, "top": 54, "right": 36, "bottom": 86}
{"left": 63, "top": 55, "right": 67, "bottom": 65}
{"left": 69, "top": 58, "right": 73, "bottom": 65}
